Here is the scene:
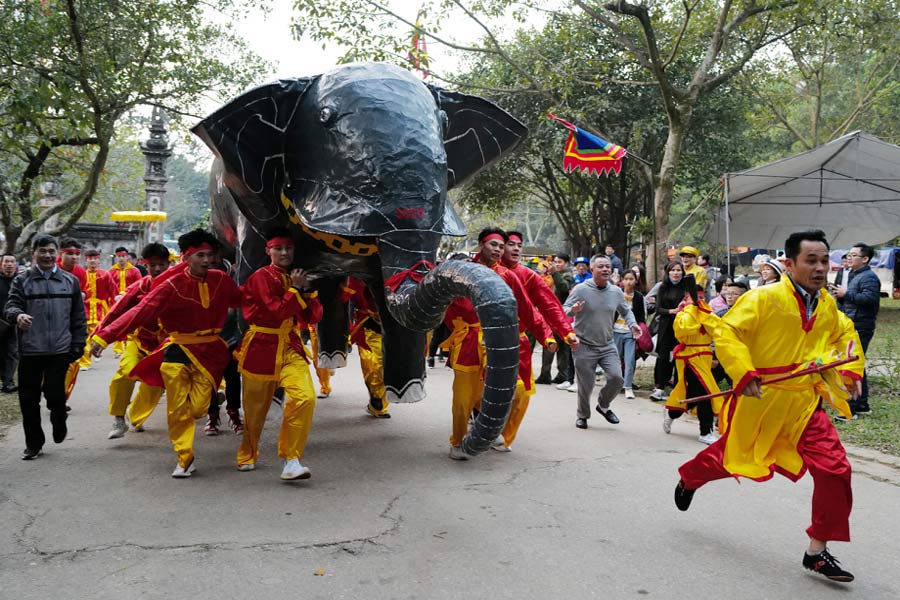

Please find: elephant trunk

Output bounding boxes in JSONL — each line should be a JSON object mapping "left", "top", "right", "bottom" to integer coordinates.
{"left": 380, "top": 238, "right": 520, "bottom": 456}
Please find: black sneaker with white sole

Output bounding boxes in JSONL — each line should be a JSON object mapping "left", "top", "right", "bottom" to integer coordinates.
{"left": 674, "top": 479, "right": 695, "bottom": 511}
{"left": 802, "top": 548, "right": 854, "bottom": 582}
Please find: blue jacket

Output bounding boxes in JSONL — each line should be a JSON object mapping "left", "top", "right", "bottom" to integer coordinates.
{"left": 840, "top": 265, "right": 880, "bottom": 331}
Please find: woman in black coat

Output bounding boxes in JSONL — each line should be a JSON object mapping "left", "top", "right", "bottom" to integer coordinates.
{"left": 649, "top": 261, "right": 688, "bottom": 401}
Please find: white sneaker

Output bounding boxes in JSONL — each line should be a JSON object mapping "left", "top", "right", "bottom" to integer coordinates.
{"left": 280, "top": 458, "right": 311, "bottom": 480}
{"left": 556, "top": 381, "right": 572, "bottom": 390}
{"left": 624, "top": 388, "right": 635, "bottom": 399}
{"left": 317, "top": 390, "right": 330, "bottom": 399}
{"left": 236, "top": 463, "right": 255, "bottom": 472}
{"left": 663, "top": 411, "right": 673, "bottom": 434}
{"left": 698, "top": 432, "right": 718, "bottom": 445}
{"left": 172, "top": 461, "right": 196, "bottom": 478}
{"left": 131, "top": 423, "right": 145, "bottom": 432}
{"left": 491, "top": 435, "right": 511, "bottom": 452}
{"left": 567, "top": 384, "right": 577, "bottom": 393}
{"left": 650, "top": 388, "right": 666, "bottom": 401}
{"left": 449, "top": 445, "right": 470, "bottom": 461}
{"left": 107, "top": 416, "right": 128, "bottom": 439}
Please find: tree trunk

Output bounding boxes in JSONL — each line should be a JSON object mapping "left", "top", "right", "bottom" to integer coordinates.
{"left": 653, "top": 115, "right": 688, "bottom": 277}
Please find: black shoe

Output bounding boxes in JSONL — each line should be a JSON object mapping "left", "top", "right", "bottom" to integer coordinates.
{"left": 1, "top": 385, "right": 16, "bottom": 393}
{"left": 855, "top": 404, "right": 872, "bottom": 415}
{"left": 53, "top": 422, "right": 67, "bottom": 443}
{"left": 427, "top": 357, "right": 435, "bottom": 368}
{"left": 803, "top": 548, "right": 854, "bottom": 582}
{"left": 550, "top": 375, "right": 567, "bottom": 384}
{"left": 674, "top": 479, "right": 695, "bottom": 511}
{"left": 833, "top": 414, "right": 858, "bottom": 423}
{"left": 22, "top": 447, "right": 42, "bottom": 460}
{"left": 535, "top": 376, "right": 552, "bottom": 385}
{"left": 65, "top": 404, "right": 71, "bottom": 412}
{"left": 595, "top": 405, "right": 620, "bottom": 424}
{"left": 575, "top": 418, "right": 588, "bottom": 429}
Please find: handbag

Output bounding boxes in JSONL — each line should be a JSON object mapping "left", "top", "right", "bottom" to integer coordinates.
{"left": 635, "top": 321, "right": 654, "bottom": 354}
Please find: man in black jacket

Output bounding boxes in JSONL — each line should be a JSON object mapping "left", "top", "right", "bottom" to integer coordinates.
{"left": 0, "top": 254, "right": 19, "bottom": 392}
{"left": 4, "top": 235, "right": 87, "bottom": 459}
{"left": 834, "top": 242, "right": 881, "bottom": 418}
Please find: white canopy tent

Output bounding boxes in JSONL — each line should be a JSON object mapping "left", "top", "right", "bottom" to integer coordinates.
{"left": 708, "top": 131, "right": 900, "bottom": 253}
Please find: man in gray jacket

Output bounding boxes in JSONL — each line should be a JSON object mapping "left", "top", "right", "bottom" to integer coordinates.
{"left": 564, "top": 254, "right": 641, "bottom": 429}
{"left": 4, "top": 234, "right": 86, "bottom": 460}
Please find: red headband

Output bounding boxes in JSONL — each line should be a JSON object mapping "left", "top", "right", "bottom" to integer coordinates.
{"left": 481, "top": 233, "right": 505, "bottom": 244}
{"left": 182, "top": 242, "right": 213, "bottom": 258}
{"left": 115, "top": 251, "right": 129, "bottom": 257}
{"left": 508, "top": 233, "right": 523, "bottom": 244}
{"left": 61, "top": 247, "right": 81, "bottom": 254}
{"left": 266, "top": 237, "right": 294, "bottom": 249}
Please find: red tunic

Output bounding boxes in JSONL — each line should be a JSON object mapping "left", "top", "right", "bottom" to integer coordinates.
{"left": 443, "top": 257, "right": 548, "bottom": 388}
{"left": 94, "top": 275, "right": 166, "bottom": 353}
{"left": 83, "top": 269, "right": 117, "bottom": 326}
{"left": 93, "top": 267, "right": 241, "bottom": 387}
{"left": 337, "top": 277, "right": 380, "bottom": 350}
{"left": 502, "top": 260, "right": 574, "bottom": 339}
{"left": 58, "top": 262, "right": 87, "bottom": 289}
{"left": 108, "top": 263, "right": 143, "bottom": 297}
{"left": 234, "top": 264, "right": 322, "bottom": 379}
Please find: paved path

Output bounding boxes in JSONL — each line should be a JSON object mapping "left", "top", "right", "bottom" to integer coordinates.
{"left": 2, "top": 351, "right": 899, "bottom": 599}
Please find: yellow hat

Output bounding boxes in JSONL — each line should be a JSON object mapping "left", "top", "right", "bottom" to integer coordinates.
{"left": 679, "top": 246, "right": 699, "bottom": 257}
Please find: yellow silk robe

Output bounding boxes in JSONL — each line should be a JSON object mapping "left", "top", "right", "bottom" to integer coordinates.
{"left": 713, "top": 276, "right": 864, "bottom": 481}
{"left": 665, "top": 302, "right": 722, "bottom": 415}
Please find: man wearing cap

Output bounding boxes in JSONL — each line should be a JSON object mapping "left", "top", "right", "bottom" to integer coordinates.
{"left": 107, "top": 246, "right": 142, "bottom": 356}
{"left": 679, "top": 246, "right": 708, "bottom": 294}
{"left": 572, "top": 256, "right": 590, "bottom": 284}
{"left": 497, "top": 231, "right": 576, "bottom": 450}
{"left": 441, "top": 227, "right": 551, "bottom": 460}
{"left": 91, "top": 229, "right": 242, "bottom": 478}
{"left": 97, "top": 243, "right": 170, "bottom": 439}
{"left": 233, "top": 228, "right": 321, "bottom": 480}
{"left": 78, "top": 249, "right": 116, "bottom": 371}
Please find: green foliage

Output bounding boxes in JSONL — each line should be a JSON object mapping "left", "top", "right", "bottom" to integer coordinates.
{"left": 0, "top": 0, "right": 268, "bottom": 253}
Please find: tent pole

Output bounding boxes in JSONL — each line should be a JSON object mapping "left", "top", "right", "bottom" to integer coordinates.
{"left": 724, "top": 175, "right": 731, "bottom": 276}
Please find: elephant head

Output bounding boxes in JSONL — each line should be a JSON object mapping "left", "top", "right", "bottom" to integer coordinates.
{"left": 193, "top": 62, "right": 527, "bottom": 455}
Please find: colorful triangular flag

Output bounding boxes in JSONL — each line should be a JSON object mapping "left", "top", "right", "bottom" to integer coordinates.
{"left": 548, "top": 113, "right": 627, "bottom": 177}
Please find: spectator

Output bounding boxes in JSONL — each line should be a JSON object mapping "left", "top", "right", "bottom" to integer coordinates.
{"left": 572, "top": 256, "right": 590, "bottom": 284}
{"left": 834, "top": 242, "right": 880, "bottom": 418}
{"left": 697, "top": 254, "right": 716, "bottom": 298}
{"left": 834, "top": 253, "right": 851, "bottom": 287}
{"left": 536, "top": 253, "right": 574, "bottom": 385}
{"left": 604, "top": 244, "right": 624, "bottom": 275}
{"left": 564, "top": 255, "right": 640, "bottom": 429}
{"left": 0, "top": 254, "right": 19, "bottom": 393}
{"left": 714, "top": 280, "right": 749, "bottom": 318}
{"left": 130, "top": 251, "right": 148, "bottom": 277}
{"left": 4, "top": 234, "right": 87, "bottom": 460}
{"left": 649, "top": 261, "right": 688, "bottom": 401}
{"left": 756, "top": 256, "right": 783, "bottom": 285}
{"left": 708, "top": 274, "right": 732, "bottom": 313}
{"left": 630, "top": 262, "right": 649, "bottom": 295}
{"left": 613, "top": 269, "right": 645, "bottom": 399}
{"left": 679, "top": 246, "right": 708, "bottom": 294}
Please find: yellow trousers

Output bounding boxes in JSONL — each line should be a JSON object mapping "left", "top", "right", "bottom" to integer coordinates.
{"left": 108, "top": 341, "right": 164, "bottom": 426}
{"left": 500, "top": 378, "right": 531, "bottom": 447}
{"left": 160, "top": 361, "right": 215, "bottom": 468}
{"left": 64, "top": 360, "right": 79, "bottom": 401}
{"left": 237, "top": 347, "right": 316, "bottom": 467}
{"left": 113, "top": 340, "right": 125, "bottom": 355}
{"left": 359, "top": 328, "right": 388, "bottom": 415}
{"left": 78, "top": 324, "right": 98, "bottom": 369}
{"left": 450, "top": 369, "right": 485, "bottom": 447}
{"left": 309, "top": 327, "right": 331, "bottom": 395}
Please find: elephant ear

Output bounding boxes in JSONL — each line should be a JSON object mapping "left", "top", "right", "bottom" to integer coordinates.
{"left": 427, "top": 86, "right": 528, "bottom": 189}
{"left": 192, "top": 78, "right": 317, "bottom": 211}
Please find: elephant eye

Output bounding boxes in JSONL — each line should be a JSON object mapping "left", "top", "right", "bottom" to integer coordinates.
{"left": 439, "top": 110, "right": 448, "bottom": 134}
{"left": 319, "top": 107, "right": 334, "bottom": 124}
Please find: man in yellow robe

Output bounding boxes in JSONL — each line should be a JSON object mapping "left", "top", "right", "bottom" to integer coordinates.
{"left": 678, "top": 246, "right": 708, "bottom": 296}
{"left": 674, "top": 230, "right": 864, "bottom": 584}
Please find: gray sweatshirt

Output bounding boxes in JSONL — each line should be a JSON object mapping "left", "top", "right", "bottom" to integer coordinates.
{"left": 563, "top": 279, "right": 636, "bottom": 347}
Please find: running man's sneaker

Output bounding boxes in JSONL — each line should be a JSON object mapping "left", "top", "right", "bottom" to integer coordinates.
{"left": 172, "top": 461, "right": 196, "bottom": 478}
{"left": 21, "top": 447, "right": 42, "bottom": 460}
{"left": 280, "top": 458, "right": 311, "bottom": 480}
{"left": 663, "top": 411, "right": 673, "bottom": 434}
{"left": 108, "top": 416, "right": 128, "bottom": 439}
{"left": 698, "top": 432, "right": 717, "bottom": 445}
{"left": 803, "top": 548, "right": 854, "bottom": 582}
{"left": 674, "top": 479, "right": 695, "bottom": 511}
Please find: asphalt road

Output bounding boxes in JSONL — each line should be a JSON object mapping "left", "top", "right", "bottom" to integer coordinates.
{"left": 2, "top": 351, "right": 899, "bottom": 599}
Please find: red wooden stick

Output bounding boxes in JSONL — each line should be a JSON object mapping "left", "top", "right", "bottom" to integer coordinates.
{"left": 680, "top": 355, "right": 860, "bottom": 405}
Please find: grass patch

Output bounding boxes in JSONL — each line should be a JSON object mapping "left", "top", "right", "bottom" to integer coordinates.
{"left": 0, "top": 389, "right": 19, "bottom": 440}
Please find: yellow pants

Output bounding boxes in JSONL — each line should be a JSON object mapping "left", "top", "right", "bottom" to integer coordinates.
{"left": 500, "top": 378, "right": 531, "bottom": 447}
{"left": 113, "top": 340, "right": 125, "bottom": 355}
{"left": 359, "top": 328, "right": 388, "bottom": 415}
{"left": 64, "top": 360, "right": 79, "bottom": 401}
{"left": 309, "top": 327, "right": 331, "bottom": 395}
{"left": 237, "top": 347, "right": 316, "bottom": 467}
{"left": 78, "top": 324, "right": 98, "bottom": 369}
{"left": 108, "top": 341, "right": 164, "bottom": 426}
{"left": 450, "top": 369, "right": 485, "bottom": 447}
{"left": 160, "top": 361, "right": 215, "bottom": 468}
